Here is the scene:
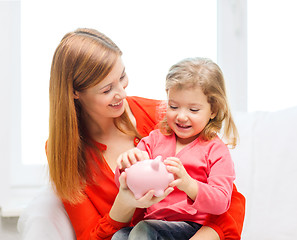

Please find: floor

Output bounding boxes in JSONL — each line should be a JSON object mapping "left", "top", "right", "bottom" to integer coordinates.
{"left": 0, "top": 216, "right": 20, "bottom": 240}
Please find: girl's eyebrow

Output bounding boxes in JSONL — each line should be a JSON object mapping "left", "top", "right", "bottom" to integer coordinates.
{"left": 189, "top": 103, "right": 203, "bottom": 107}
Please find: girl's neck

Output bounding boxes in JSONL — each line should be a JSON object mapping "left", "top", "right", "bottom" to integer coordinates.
{"left": 175, "top": 134, "right": 199, "bottom": 154}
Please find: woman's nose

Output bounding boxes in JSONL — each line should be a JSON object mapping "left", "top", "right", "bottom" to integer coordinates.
{"left": 115, "top": 83, "right": 127, "bottom": 99}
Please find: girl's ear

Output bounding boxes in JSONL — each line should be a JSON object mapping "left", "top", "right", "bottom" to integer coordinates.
{"left": 210, "top": 112, "right": 216, "bottom": 120}
{"left": 73, "top": 90, "right": 79, "bottom": 100}
{"left": 210, "top": 109, "right": 217, "bottom": 120}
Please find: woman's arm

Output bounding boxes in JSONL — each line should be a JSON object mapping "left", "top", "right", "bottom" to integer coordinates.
{"left": 65, "top": 172, "right": 173, "bottom": 240}
{"left": 64, "top": 197, "right": 130, "bottom": 240}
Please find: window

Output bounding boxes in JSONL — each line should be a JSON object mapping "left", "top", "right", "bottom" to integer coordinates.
{"left": 21, "top": 0, "right": 217, "bottom": 168}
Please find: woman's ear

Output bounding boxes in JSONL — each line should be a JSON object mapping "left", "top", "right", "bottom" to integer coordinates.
{"left": 73, "top": 90, "right": 79, "bottom": 100}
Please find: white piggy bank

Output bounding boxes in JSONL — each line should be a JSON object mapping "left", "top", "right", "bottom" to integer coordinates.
{"left": 125, "top": 156, "right": 174, "bottom": 199}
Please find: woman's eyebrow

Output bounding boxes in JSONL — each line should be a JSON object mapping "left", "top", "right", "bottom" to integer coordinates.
{"left": 99, "top": 67, "right": 126, "bottom": 90}
{"left": 121, "top": 67, "right": 126, "bottom": 75}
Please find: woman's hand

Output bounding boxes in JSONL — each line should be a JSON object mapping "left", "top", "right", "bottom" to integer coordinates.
{"left": 109, "top": 171, "right": 174, "bottom": 223}
{"left": 116, "top": 148, "right": 149, "bottom": 170}
{"left": 164, "top": 157, "right": 198, "bottom": 201}
{"left": 118, "top": 171, "right": 174, "bottom": 208}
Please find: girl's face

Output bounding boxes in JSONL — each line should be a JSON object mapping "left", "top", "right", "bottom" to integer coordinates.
{"left": 166, "top": 86, "right": 216, "bottom": 144}
{"left": 75, "top": 57, "right": 128, "bottom": 123}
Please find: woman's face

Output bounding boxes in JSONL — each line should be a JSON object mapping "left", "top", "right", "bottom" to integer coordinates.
{"left": 75, "top": 57, "right": 128, "bottom": 122}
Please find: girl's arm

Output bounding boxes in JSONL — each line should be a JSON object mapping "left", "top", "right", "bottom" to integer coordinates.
{"left": 201, "top": 184, "right": 245, "bottom": 240}
{"left": 189, "top": 184, "right": 245, "bottom": 240}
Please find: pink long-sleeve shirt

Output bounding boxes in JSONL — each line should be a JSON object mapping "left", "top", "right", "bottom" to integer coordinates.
{"left": 137, "top": 129, "right": 235, "bottom": 225}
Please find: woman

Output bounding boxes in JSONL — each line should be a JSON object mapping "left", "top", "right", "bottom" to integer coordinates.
{"left": 47, "top": 28, "right": 245, "bottom": 240}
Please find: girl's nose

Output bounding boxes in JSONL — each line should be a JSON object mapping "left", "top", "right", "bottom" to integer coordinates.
{"left": 177, "top": 111, "right": 188, "bottom": 122}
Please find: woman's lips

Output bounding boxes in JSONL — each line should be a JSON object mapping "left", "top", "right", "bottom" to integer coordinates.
{"left": 109, "top": 100, "right": 123, "bottom": 108}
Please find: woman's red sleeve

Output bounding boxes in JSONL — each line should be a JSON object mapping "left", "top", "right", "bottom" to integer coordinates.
{"left": 203, "top": 184, "right": 246, "bottom": 240}
{"left": 63, "top": 199, "right": 129, "bottom": 240}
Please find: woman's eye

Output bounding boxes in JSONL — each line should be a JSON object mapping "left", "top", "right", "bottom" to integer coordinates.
{"left": 103, "top": 87, "right": 112, "bottom": 94}
{"left": 120, "top": 73, "right": 126, "bottom": 80}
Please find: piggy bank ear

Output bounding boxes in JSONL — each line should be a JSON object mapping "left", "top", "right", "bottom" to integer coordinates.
{"left": 151, "top": 156, "right": 162, "bottom": 170}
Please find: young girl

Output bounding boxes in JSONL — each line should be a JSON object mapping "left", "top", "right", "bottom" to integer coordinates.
{"left": 114, "top": 57, "right": 239, "bottom": 240}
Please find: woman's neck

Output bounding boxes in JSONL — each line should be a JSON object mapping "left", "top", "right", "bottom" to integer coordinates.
{"left": 83, "top": 99, "right": 136, "bottom": 143}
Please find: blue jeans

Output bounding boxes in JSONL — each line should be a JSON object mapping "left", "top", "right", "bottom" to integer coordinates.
{"left": 112, "top": 219, "right": 202, "bottom": 240}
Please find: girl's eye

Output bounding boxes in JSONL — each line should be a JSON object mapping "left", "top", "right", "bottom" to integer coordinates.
{"left": 190, "top": 109, "right": 199, "bottom": 112}
{"left": 169, "top": 105, "right": 178, "bottom": 110}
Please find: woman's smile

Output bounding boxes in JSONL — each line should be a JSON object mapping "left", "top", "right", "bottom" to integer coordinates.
{"left": 109, "top": 99, "right": 124, "bottom": 109}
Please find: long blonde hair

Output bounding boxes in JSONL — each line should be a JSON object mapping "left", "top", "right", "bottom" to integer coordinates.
{"left": 160, "top": 57, "right": 238, "bottom": 148}
{"left": 48, "top": 28, "right": 139, "bottom": 204}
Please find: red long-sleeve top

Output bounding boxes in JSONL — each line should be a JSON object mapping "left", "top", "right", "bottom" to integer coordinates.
{"left": 63, "top": 96, "right": 245, "bottom": 240}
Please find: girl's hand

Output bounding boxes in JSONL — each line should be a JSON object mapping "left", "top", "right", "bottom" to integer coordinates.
{"left": 118, "top": 171, "right": 174, "bottom": 209}
{"left": 116, "top": 148, "right": 149, "bottom": 170}
{"left": 164, "top": 157, "right": 198, "bottom": 201}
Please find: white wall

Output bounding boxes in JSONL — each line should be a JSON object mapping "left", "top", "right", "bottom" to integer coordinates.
{"left": 0, "top": 0, "right": 21, "bottom": 208}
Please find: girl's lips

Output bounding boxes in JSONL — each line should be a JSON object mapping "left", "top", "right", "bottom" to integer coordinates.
{"left": 176, "top": 123, "right": 191, "bottom": 129}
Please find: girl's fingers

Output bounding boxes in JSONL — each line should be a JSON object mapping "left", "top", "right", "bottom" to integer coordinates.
{"left": 169, "top": 179, "right": 181, "bottom": 188}
{"left": 165, "top": 157, "right": 180, "bottom": 163}
{"left": 164, "top": 157, "right": 182, "bottom": 167}
{"left": 166, "top": 165, "right": 179, "bottom": 174}
{"left": 117, "top": 149, "right": 149, "bottom": 171}
{"left": 116, "top": 154, "right": 124, "bottom": 169}
{"left": 127, "top": 149, "right": 148, "bottom": 165}
{"left": 122, "top": 153, "right": 132, "bottom": 169}
{"left": 163, "top": 186, "right": 174, "bottom": 196}
{"left": 118, "top": 172, "right": 128, "bottom": 189}
{"left": 134, "top": 149, "right": 149, "bottom": 162}
{"left": 141, "top": 151, "right": 149, "bottom": 160}
{"left": 128, "top": 151, "right": 138, "bottom": 165}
